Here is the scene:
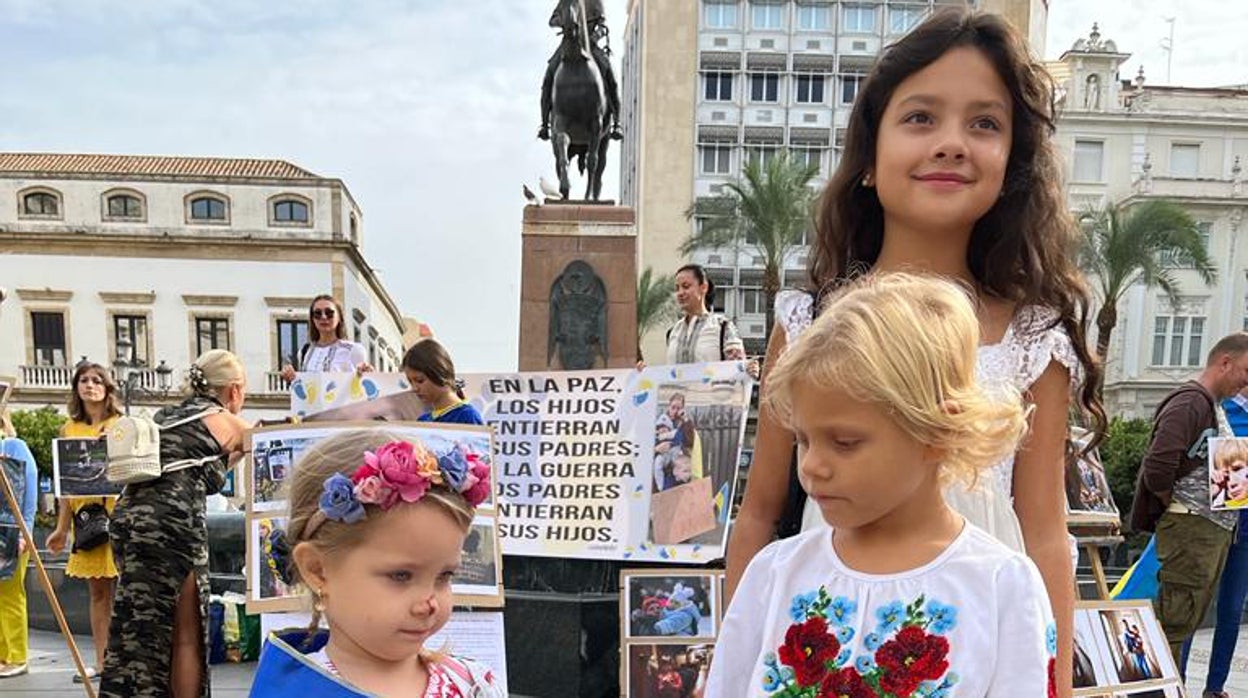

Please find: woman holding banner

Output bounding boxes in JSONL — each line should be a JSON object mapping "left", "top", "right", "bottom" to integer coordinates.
{"left": 279, "top": 295, "right": 372, "bottom": 382}
{"left": 0, "top": 407, "right": 38, "bottom": 679}
{"left": 46, "top": 361, "right": 124, "bottom": 683}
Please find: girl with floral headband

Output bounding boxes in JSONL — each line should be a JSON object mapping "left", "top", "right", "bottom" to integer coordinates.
{"left": 708, "top": 274, "right": 1054, "bottom": 697}
{"left": 250, "top": 430, "right": 500, "bottom": 697}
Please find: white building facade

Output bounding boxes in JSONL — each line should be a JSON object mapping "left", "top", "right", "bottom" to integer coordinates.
{"left": 1051, "top": 28, "right": 1248, "bottom": 418}
{"left": 0, "top": 153, "right": 407, "bottom": 420}
{"left": 620, "top": 0, "right": 1046, "bottom": 358}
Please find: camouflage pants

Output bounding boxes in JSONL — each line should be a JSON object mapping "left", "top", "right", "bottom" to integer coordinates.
{"left": 99, "top": 494, "right": 210, "bottom": 698}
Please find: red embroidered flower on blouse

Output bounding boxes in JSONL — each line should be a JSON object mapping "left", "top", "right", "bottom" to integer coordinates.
{"left": 778, "top": 616, "right": 840, "bottom": 687}
{"left": 875, "top": 626, "right": 950, "bottom": 696}
{"left": 819, "top": 667, "right": 878, "bottom": 698}
{"left": 1047, "top": 657, "right": 1056, "bottom": 698}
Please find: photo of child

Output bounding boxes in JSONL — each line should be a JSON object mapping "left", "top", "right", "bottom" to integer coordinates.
{"left": 1065, "top": 426, "right": 1118, "bottom": 518}
{"left": 251, "top": 517, "right": 292, "bottom": 601}
{"left": 626, "top": 643, "right": 713, "bottom": 698}
{"left": 654, "top": 392, "right": 699, "bottom": 492}
{"left": 1098, "top": 609, "right": 1164, "bottom": 683}
{"left": 625, "top": 574, "right": 717, "bottom": 639}
{"left": 1210, "top": 437, "right": 1248, "bottom": 509}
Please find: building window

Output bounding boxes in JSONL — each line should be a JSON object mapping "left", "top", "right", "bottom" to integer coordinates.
{"left": 31, "top": 311, "right": 66, "bottom": 366}
{"left": 1072, "top": 140, "right": 1104, "bottom": 182}
{"left": 113, "top": 315, "right": 150, "bottom": 367}
{"left": 793, "top": 147, "right": 824, "bottom": 174}
{"left": 744, "top": 146, "right": 778, "bottom": 172}
{"left": 840, "top": 74, "right": 864, "bottom": 104}
{"left": 751, "top": 1, "right": 783, "bottom": 29}
{"left": 20, "top": 190, "right": 61, "bottom": 218}
{"left": 105, "top": 193, "right": 143, "bottom": 220}
{"left": 189, "top": 195, "right": 228, "bottom": 222}
{"left": 842, "top": 4, "right": 876, "bottom": 33}
{"left": 797, "top": 4, "right": 830, "bottom": 30}
{"left": 273, "top": 199, "right": 310, "bottom": 224}
{"left": 1160, "top": 220, "right": 1211, "bottom": 267}
{"left": 1152, "top": 315, "right": 1205, "bottom": 367}
{"left": 704, "top": 72, "right": 734, "bottom": 101}
{"left": 1170, "top": 143, "right": 1200, "bottom": 178}
{"left": 704, "top": 0, "right": 738, "bottom": 28}
{"left": 750, "top": 73, "right": 779, "bottom": 102}
{"left": 795, "top": 75, "right": 825, "bottom": 104}
{"left": 889, "top": 5, "right": 925, "bottom": 34}
{"left": 739, "top": 288, "right": 765, "bottom": 315}
{"left": 700, "top": 144, "right": 733, "bottom": 174}
{"left": 276, "top": 318, "right": 309, "bottom": 369}
{"left": 196, "top": 317, "right": 231, "bottom": 355}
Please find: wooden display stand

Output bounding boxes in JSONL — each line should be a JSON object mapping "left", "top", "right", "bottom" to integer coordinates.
{"left": 0, "top": 466, "right": 97, "bottom": 696}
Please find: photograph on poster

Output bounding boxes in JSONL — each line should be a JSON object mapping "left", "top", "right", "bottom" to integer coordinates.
{"left": 53, "top": 437, "right": 123, "bottom": 497}
{"left": 624, "top": 572, "right": 717, "bottom": 639}
{"left": 0, "top": 456, "right": 28, "bottom": 580}
{"left": 454, "top": 514, "right": 502, "bottom": 599}
{"left": 1096, "top": 607, "right": 1167, "bottom": 683}
{"left": 250, "top": 516, "right": 293, "bottom": 602}
{"left": 1209, "top": 437, "right": 1248, "bottom": 510}
{"left": 626, "top": 643, "right": 714, "bottom": 698}
{"left": 650, "top": 382, "right": 745, "bottom": 546}
{"left": 1074, "top": 608, "right": 1113, "bottom": 689}
{"left": 1066, "top": 426, "right": 1119, "bottom": 521}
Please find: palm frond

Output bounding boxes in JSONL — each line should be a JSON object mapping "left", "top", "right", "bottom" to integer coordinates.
{"left": 636, "top": 267, "right": 677, "bottom": 336}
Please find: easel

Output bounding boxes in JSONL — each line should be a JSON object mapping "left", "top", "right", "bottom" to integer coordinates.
{"left": 1076, "top": 529, "right": 1124, "bottom": 600}
{"left": 0, "top": 463, "right": 97, "bottom": 697}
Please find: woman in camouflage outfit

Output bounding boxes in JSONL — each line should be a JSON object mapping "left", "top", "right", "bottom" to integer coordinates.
{"left": 101, "top": 350, "right": 251, "bottom": 698}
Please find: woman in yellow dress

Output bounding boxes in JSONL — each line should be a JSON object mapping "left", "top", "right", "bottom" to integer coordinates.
{"left": 46, "top": 362, "right": 123, "bottom": 683}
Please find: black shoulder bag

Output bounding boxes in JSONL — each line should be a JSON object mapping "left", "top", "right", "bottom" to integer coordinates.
{"left": 71, "top": 501, "right": 111, "bottom": 553}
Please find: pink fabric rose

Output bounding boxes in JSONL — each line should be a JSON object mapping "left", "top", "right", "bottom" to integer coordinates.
{"left": 461, "top": 458, "right": 492, "bottom": 507}
{"left": 372, "top": 441, "right": 433, "bottom": 503}
{"left": 354, "top": 475, "right": 398, "bottom": 508}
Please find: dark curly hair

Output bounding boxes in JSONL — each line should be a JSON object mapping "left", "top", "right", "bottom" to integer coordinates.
{"left": 806, "top": 8, "right": 1106, "bottom": 442}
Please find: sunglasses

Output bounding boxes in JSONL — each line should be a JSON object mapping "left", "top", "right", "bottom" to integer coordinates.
{"left": 312, "top": 308, "right": 337, "bottom": 319}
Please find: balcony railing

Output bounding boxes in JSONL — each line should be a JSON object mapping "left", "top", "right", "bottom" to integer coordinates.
{"left": 19, "top": 365, "right": 73, "bottom": 389}
{"left": 266, "top": 372, "right": 290, "bottom": 395}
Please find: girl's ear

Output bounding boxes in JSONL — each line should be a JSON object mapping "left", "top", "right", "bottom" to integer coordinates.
{"left": 293, "top": 541, "right": 329, "bottom": 592}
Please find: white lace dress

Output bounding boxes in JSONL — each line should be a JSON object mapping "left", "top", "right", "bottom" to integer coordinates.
{"left": 773, "top": 290, "right": 1081, "bottom": 552}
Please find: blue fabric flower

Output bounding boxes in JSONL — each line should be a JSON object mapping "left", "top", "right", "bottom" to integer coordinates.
{"left": 789, "top": 591, "right": 818, "bottom": 622}
{"left": 875, "top": 600, "right": 905, "bottom": 634}
{"left": 437, "top": 448, "right": 470, "bottom": 490}
{"left": 863, "top": 631, "right": 884, "bottom": 652}
{"left": 760, "top": 667, "right": 781, "bottom": 692}
{"left": 1045, "top": 622, "right": 1058, "bottom": 656}
{"left": 834, "top": 625, "right": 855, "bottom": 644}
{"left": 828, "top": 596, "right": 858, "bottom": 626}
{"left": 854, "top": 655, "right": 876, "bottom": 674}
{"left": 319, "top": 473, "right": 365, "bottom": 524}
{"left": 925, "top": 599, "right": 958, "bottom": 635}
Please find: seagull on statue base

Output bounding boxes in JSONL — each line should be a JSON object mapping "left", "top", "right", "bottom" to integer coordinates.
{"left": 523, "top": 184, "right": 541, "bottom": 206}
{"left": 539, "top": 176, "right": 562, "bottom": 200}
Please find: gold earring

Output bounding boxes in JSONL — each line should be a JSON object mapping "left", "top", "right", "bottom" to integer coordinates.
{"left": 313, "top": 587, "right": 326, "bottom": 614}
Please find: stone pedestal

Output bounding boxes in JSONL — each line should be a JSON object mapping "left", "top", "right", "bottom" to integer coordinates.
{"left": 519, "top": 204, "right": 637, "bottom": 371}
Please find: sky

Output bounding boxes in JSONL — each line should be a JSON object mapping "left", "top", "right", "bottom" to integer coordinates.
{"left": 0, "top": 1, "right": 1244, "bottom": 372}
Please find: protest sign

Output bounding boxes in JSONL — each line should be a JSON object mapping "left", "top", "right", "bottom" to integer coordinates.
{"left": 288, "top": 372, "right": 411, "bottom": 418}
{"left": 463, "top": 361, "right": 751, "bottom": 564}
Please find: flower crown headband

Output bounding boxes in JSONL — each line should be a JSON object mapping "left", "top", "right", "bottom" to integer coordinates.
{"left": 304, "top": 439, "right": 491, "bottom": 538}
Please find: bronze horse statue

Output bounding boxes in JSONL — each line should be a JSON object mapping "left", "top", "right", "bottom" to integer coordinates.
{"left": 548, "top": 0, "right": 611, "bottom": 201}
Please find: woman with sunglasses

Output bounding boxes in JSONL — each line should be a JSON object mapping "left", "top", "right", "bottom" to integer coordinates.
{"left": 279, "top": 295, "right": 372, "bottom": 382}
{"left": 45, "top": 361, "right": 124, "bottom": 683}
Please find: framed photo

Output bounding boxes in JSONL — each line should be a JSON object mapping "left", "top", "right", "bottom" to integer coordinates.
{"left": 1208, "top": 436, "right": 1248, "bottom": 510}
{"left": 1072, "top": 600, "right": 1183, "bottom": 698}
{"left": 620, "top": 569, "right": 719, "bottom": 641}
{"left": 454, "top": 513, "right": 505, "bottom": 607}
{"left": 1065, "top": 426, "right": 1121, "bottom": 525}
{"left": 248, "top": 516, "right": 294, "bottom": 606}
{"left": 623, "top": 642, "right": 715, "bottom": 698}
{"left": 52, "top": 437, "right": 123, "bottom": 498}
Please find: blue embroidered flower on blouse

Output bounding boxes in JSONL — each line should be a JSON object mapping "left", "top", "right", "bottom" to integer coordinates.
{"left": 854, "top": 655, "right": 876, "bottom": 674}
{"left": 789, "top": 591, "right": 818, "bottom": 622}
{"left": 761, "top": 667, "right": 781, "bottom": 691}
{"left": 834, "top": 625, "right": 855, "bottom": 645}
{"left": 1046, "top": 622, "right": 1058, "bottom": 656}
{"left": 833, "top": 646, "right": 852, "bottom": 668}
{"left": 863, "top": 631, "right": 884, "bottom": 652}
{"left": 875, "top": 600, "right": 906, "bottom": 634}
{"left": 828, "top": 596, "right": 858, "bottom": 626}
{"left": 925, "top": 599, "right": 958, "bottom": 635}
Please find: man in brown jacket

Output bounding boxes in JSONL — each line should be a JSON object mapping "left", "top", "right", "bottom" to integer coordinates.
{"left": 1131, "top": 332, "right": 1248, "bottom": 674}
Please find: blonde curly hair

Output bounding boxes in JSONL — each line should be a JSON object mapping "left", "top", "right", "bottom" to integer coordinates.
{"left": 765, "top": 272, "right": 1027, "bottom": 485}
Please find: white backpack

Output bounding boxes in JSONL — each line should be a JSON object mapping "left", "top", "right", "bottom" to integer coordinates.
{"left": 105, "top": 407, "right": 223, "bottom": 485}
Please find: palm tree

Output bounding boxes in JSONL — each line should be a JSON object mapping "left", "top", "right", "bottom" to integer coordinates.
{"left": 636, "top": 266, "right": 676, "bottom": 362}
{"left": 1078, "top": 199, "right": 1216, "bottom": 365}
{"left": 682, "top": 150, "right": 819, "bottom": 342}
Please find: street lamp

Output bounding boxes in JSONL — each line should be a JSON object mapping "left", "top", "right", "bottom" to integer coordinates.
{"left": 114, "top": 335, "right": 173, "bottom": 415}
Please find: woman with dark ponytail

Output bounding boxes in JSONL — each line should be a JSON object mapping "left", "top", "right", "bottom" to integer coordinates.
{"left": 663, "top": 264, "right": 746, "bottom": 364}
{"left": 402, "top": 338, "right": 484, "bottom": 425}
